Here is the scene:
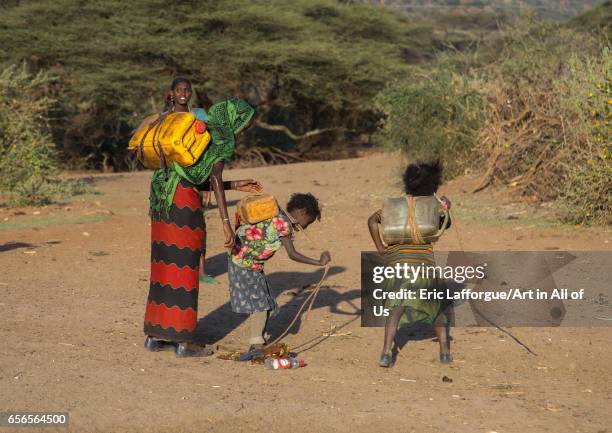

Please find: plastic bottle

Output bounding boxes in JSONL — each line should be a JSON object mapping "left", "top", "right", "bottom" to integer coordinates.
{"left": 264, "top": 357, "right": 305, "bottom": 370}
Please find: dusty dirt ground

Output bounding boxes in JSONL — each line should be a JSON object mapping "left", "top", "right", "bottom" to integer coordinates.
{"left": 1, "top": 153, "right": 611, "bottom": 433}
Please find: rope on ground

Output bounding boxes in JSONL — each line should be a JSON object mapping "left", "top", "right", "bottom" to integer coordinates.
{"left": 266, "top": 203, "right": 332, "bottom": 347}
{"left": 292, "top": 315, "right": 360, "bottom": 354}
{"left": 267, "top": 264, "right": 330, "bottom": 347}
{"left": 449, "top": 208, "right": 537, "bottom": 356}
{"left": 471, "top": 307, "right": 538, "bottom": 356}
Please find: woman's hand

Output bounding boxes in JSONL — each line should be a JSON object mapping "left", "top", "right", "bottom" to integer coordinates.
{"left": 222, "top": 221, "right": 235, "bottom": 249}
{"left": 377, "top": 243, "right": 388, "bottom": 255}
{"left": 318, "top": 251, "right": 331, "bottom": 266}
{"left": 233, "top": 179, "right": 263, "bottom": 193}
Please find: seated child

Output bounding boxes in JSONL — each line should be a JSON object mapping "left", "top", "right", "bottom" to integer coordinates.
{"left": 228, "top": 192, "right": 331, "bottom": 351}
{"left": 367, "top": 160, "right": 453, "bottom": 367}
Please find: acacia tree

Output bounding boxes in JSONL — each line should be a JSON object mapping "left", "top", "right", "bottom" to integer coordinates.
{"left": 0, "top": 0, "right": 435, "bottom": 169}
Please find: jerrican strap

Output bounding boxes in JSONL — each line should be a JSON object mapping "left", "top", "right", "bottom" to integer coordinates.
{"left": 152, "top": 113, "right": 169, "bottom": 170}
{"left": 405, "top": 196, "right": 425, "bottom": 245}
{"left": 138, "top": 113, "right": 162, "bottom": 162}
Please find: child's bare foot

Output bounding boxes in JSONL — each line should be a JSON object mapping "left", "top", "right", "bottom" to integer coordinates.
{"left": 379, "top": 352, "right": 393, "bottom": 368}
{"left": 439, "top": 340, "right": 452, "bottom": 364}
{"left": 439, "top": 353, "right": 453, "bottom": 364}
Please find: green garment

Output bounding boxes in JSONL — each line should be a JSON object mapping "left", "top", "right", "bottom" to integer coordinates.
{"left": 383, "top": 271, "right": 449, "bottom": 326}
{"left": 149, "top": 99, "right": 255, "bottom": 218}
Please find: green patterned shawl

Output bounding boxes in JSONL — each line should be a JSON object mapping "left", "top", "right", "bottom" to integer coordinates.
{"left": 149, "top": 99, "right": 255, "bottom": 218}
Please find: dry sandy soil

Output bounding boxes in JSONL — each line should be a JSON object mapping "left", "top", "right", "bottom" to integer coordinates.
{"left": 1, "top": 153, "right": 610, "bottom": 433}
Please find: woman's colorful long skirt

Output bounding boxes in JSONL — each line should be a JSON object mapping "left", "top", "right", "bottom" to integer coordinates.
{"left": 144, "top": 179, "right": 204, "bottom": 342}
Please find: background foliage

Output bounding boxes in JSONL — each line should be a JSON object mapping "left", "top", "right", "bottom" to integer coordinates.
{"left": 371, "top": 4, "right": 610, "bottom": 224}
{"left": 0, "top": 0, "right": 451, "bottom": 170}
{"left": 374, "top": 58, "right": 485, "bottom": 178}
{"left": 0, "top": 0, "right": 609, "bottom": 223}
{"left": 0, "top": 64, "right": 88, "bottom": 205}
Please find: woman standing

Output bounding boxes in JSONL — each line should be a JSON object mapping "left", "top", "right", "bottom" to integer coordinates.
{"left": 144, "top": 78, "right": 260, "bottom": 357}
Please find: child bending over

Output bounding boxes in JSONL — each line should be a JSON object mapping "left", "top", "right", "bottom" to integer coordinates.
{"left": 229, "top": 193, "right": 331, "bottom": 351}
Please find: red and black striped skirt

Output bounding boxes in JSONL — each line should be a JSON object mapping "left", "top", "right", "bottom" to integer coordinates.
{"left": 144, "top": 179, "right": 204, "bottom": 342}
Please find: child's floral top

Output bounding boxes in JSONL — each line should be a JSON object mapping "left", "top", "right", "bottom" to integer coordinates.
{"left": 231, "top": 213, "right": 293, "bottom": 272}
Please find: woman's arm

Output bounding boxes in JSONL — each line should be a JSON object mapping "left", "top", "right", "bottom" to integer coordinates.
{"left": 197, "top": 179, "right": 263, "bottom": 192}
{"left": 280, "top": 237, "right": 330, "bottom": 266}
{"left": 232, "top": 179, "right": 263, "bottom": 193}
{"left": 209, "top": 161, "right": 235, "bottom": 248}
{"left": 197, "top": 180, "right": 231, "bottom": 190}
{"left": 368, "top": 210, "right": 387, "bottom": 255}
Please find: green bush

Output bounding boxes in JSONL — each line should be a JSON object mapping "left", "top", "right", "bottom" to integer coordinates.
{"left": 557, "top": 48, "right": 611, "bottom": 224}
{"left": 374, "top": 13, "right": 610, "bottom": 225}
{"left": 0, "top": 64, "right": 89, "bottom": 206}
{"left": 374, "top": 59, "right": 485, "bottom": 178}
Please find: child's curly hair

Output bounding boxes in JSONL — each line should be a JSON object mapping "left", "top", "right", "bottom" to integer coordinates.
{"left": 403, "top": 160, "right": 443, "bottom": 196}
{"left": 286, "top": 193, "right": 321, "bottom": 221}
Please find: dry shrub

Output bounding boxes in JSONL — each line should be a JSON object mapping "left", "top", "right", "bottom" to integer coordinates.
{"left": 473, "top": 22, "right": 611, "bottom": 224}
{"left": 232, "top": 144, "right": 307, "bottom": 168}
{"left": 474, "top": 73, "right": 568, "bottom": 200}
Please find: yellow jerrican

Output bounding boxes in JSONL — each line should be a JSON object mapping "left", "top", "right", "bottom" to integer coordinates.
{"left": 128, "top": 112, "right": 211, "bottom": 169}
{"left": 237, "top": 194, "right": 279, "bottom": 225}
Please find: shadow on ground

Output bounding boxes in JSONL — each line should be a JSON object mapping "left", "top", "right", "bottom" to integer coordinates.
{"left": 0, "top": 241, "right": 34, "bottom": 252}
{"left": 194, "top": 263, "right": 359, "bottom": 347}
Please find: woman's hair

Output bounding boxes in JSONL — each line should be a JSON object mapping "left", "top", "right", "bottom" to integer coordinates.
{"left": 287, "top": 193, "right": 321, "bottom": 221}
{"left": 403, "top": 160, "right": 443, "bottom": 196}
{"left": 170, "top": 77, "right": 192, "bottom": 90}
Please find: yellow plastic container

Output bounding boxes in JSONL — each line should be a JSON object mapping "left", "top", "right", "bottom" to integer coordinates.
{"left": 237, "top": 194, "right": 279, "bottom": 224}
{"left": 128, "top": 112, "right": 211, "bottom": 169}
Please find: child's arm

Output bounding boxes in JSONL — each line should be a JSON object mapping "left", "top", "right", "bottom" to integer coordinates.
{"left": 368, "top": 210, "right": 387, "bottom": 255}
{"left": 280, "top": 237, "right": 330, "bottom": 266}
{"left": 438, "top": 195, "right": 452, "bottom": 229}
{"left": 439, "top": 196, "right": 451, "bottom": 211}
